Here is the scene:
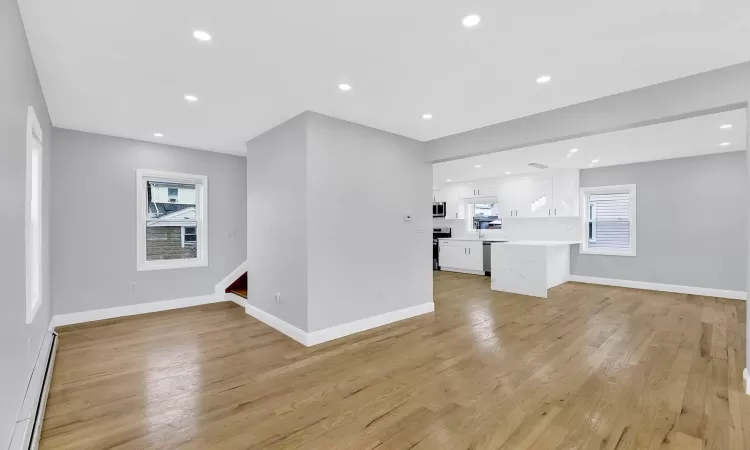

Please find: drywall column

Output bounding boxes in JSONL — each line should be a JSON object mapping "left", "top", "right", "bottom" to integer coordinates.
{"left": 747, "top": 99, "right": 750, "bottom": 388}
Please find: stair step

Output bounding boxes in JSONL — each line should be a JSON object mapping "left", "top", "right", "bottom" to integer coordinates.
{"left": 229, "top": 288, "right": 247, "bottom": 299}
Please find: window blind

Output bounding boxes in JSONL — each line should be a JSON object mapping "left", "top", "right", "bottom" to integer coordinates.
{"left": 589, "top": 192, "right": 631, "bottom": 250}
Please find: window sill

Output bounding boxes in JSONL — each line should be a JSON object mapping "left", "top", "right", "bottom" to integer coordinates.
{"left": 579, "top": 248, "right": 636, "bottom": 257}
{"left": 137, "top": 258, "right": 208, "bottom": 271}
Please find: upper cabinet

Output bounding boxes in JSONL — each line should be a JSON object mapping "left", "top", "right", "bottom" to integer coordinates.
{"left": 439, "top": 185, "right": 466, "bottom": 220}
{"left": 494, "top": 169, "right": 579, "bottom": 218}
{"left": 552, "top": 169, "right": 580, "bottom": 217}
{"left": 458, "top": 180, "right": 498, "bottom": 199}
{"left": 433, "top": 169, "right": 579, "bottom": 220}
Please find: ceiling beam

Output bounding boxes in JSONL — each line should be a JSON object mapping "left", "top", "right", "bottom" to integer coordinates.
{"left": 426, "top": 61, "right": 750, "bottom": 163}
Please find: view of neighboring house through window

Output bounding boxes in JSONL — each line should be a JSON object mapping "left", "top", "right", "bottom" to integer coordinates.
{"left": 168, "top": 187, "right": 178, "bottom": 202}
{"left": 136, "top": 170, "right": 208, "bottom": 270}
{"left": 469, "top": 201, "right": 502, "bottom": 230}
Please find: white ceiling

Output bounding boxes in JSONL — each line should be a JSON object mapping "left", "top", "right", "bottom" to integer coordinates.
{"left": 18, "top": 0, "right": 750, "bottom": 155}
{"left": 433, "top": 109, "right": 747, "bottom": 186}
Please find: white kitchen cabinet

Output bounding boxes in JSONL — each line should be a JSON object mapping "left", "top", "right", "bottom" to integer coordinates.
{"left": 495, "top": 170, "right": 579, "bottom": 218}
{"left": 438, "top": 240, "right": 483, "bottom": 273}
{"left": 497, "top": 180, "right": 516, "bottom": 218}
{"left": 552, "top": 169, "right": 580, "bottom": 217}
{"left": 441, "top": 186, "right": 465, "bottom": 220}
{"left": 458, "top": 180, "right": 499, "bottom": 199}
{"left": 516, "top": 174, "right": 553, "bottom": 218}
{"left": 438, "top": 240, "right": 464, "bottom": 269}
{"left": 465, "top": 242, "right": 484, "bottom": 271}
{"left": 434, "top": 188, "right": 451, "bottom": 203}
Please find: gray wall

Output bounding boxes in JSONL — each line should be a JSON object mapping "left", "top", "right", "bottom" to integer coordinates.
{"left": 305, "top": 112, "right": 433, "bottom": 332}
{"left": 571, "top": 151, "right": 747, "bottom": 291}
{"left": 51, "top": 129, "right": 247, "bottom": 315}
{"left": 0, "top": 0, "right": 53, "bottom": 445}
{"left": 426, "top": 62, "right": 750, "bottom": 163}
{"left": 246, "top": 114, "right": 308, "bottom": 331}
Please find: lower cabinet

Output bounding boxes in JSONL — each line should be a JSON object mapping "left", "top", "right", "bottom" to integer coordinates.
{"left": 438, "top": 241, "right": 483, "bottom": 272}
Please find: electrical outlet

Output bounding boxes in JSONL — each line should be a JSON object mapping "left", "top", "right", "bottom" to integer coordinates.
{"left": 275, "top": 292, "right": 281, "bottom": 303}
{"left": 129, "top": 281, "right": 137, "bottom": 292}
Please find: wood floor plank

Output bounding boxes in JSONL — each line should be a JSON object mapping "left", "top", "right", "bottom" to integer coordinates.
{"left": 40, "top": 273, "right": 750, "bottom": 449}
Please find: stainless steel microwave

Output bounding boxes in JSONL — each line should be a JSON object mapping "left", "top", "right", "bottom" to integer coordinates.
{"left": 432, "top": 202, "right": 446, "bottom": 217}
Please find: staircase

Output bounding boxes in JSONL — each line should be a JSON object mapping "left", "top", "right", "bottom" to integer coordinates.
{"left": 225, "top": 272, "right": 247, "bottom": 299}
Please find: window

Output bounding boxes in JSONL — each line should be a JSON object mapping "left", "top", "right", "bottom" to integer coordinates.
{"left": 182, "top": 226, "right": 197, "bottom": 247}
{"left": 136, "top": 170, "right": 208, "bottom": 270}
{"left": 168, "top": 187, "right": 178, "bottom": 203}
{"left": 580, "top": 184, "right": 636, "bottom": 256}
{"left": 469, "top": 201, "right": 502, "bottom": 230}
{"left": 26, "top": 107, "right": 43, "bottom": 323}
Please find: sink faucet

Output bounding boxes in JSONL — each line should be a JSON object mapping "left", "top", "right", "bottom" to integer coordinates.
{"left": 477, "top": 229, "right": 485, "bottom": 239}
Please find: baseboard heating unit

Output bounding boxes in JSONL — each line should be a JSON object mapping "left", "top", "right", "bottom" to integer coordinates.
{"left": 8, "top": 331, "right": 58, "bottom": 450}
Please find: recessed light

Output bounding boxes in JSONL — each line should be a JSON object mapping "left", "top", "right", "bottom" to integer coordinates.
{"left": 193, "top": 30, "right": 212, "bottom": 42}
{"left": 475, "top": 165, "right": 482, "bottom": 168}
{"left": 720, "top": 124, "right": 733, "bottom": 129}
{"left": 184, "top": 94, "right": 198, "bottom": 103}
{"left": 338, "top": 83, "right": 352, "bottom": 91}
{"left": 591, "top": 159, "right": 599, "bottom": 163}
{"left": 446, "top": 179, "right": 452, "bottom": 182}
{"left": 720, "top": 142, "right": 731, "bottom": 147}
{"left": 422, "top": 113, "right": 433, "bottom": 120}
{"left": 504, "top": 171, "right": 511, "bottom": 175}
{"left": 462, "top": 14, "right": 481, "bottom": 28}
{"left": 569, "top": 148, "right": 578, "bottom": 153}
{"left": 536, "top": 75, "right": 552, "bottom": 84}
{"left": 153, "top": 132, "right": 164, "bottom": 137}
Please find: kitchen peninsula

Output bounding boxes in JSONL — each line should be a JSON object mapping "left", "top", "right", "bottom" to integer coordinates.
{"left": 490, "top": 241, "right": 578, "bottom": 298}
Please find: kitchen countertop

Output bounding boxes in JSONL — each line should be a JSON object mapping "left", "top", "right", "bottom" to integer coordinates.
{"left": 437, "top": 237, "right": 505, "bottom": 242}
{"left": 493, "top": 240, "right": 580, "bottom": 246}
{"left": 438, "top": 238, "right": 579, "bottom": 245}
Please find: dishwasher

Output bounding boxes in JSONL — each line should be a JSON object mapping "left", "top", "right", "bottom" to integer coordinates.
{"left": 482, "top": 240, "right": 507, "bottom": 276}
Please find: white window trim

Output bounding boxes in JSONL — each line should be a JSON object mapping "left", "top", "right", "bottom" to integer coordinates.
{"left": 579, "top": 184, "right": 637, "bottom": 257}
{"left": 136, "top": 169, "right": 208, "bottom": 271}
{"left": 25, "top": 106, "right": 43, "bottom": 324}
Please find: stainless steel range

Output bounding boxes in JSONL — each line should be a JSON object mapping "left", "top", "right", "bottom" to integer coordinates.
{"left": 433, "top": 227, "right": 451, "bottom": 270}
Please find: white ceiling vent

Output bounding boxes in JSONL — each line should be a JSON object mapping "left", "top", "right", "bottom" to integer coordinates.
{"left": 528, "top": 162, "right": 548, "bottom": 170}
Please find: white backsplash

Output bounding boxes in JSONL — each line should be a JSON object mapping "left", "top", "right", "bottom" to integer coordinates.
{"left": 433, "top": 216, "right": 581, "bottom": 241}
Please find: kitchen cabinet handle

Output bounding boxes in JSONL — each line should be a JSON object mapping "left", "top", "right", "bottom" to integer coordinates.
{"left": 468, "top": 248, "right": 471, "bottom": 254}
{"left": 554, "top": 208, "right": 557, "bottom": 215}
{"left": 549, "top": 209, "right": 551, "bottom": 216}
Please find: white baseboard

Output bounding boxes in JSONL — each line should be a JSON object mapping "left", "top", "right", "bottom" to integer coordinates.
{"left": 244, "top": 303, "right": 309, "bottom": 346}
{"left": 226, "top": 292, "right": 248, "bottom": 308}
{"left": 244, "top": 302, "right": 435, "bottom": 347}
{"left": 439, "top": 267, "right": 486, "bottom": 276}
{"left": 570, "top": 275, "right": 746, "bottom": 300}
{"left": 49, "top": 293, "right": 224, "bottom": 329}
{"left": 306, "top": 302, "right": 435, "bottom": 346}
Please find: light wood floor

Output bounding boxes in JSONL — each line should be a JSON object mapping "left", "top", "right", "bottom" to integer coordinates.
{"left": 41, "top": 272, "right": 750, "bottom": 449}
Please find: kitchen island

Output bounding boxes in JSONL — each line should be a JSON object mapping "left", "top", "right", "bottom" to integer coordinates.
{"left": 490, "top": 241, "right": 579, "bottom": 298}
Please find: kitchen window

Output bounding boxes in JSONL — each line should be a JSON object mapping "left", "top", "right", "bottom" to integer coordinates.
{"left": 580, "top": 184, "right": 636, "bottom": 256}
{"left": 136, "top": 169, "right": 208, "bottom": 271}
{"left": 469, "top": 201, "right": 502, "bottom": 230}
